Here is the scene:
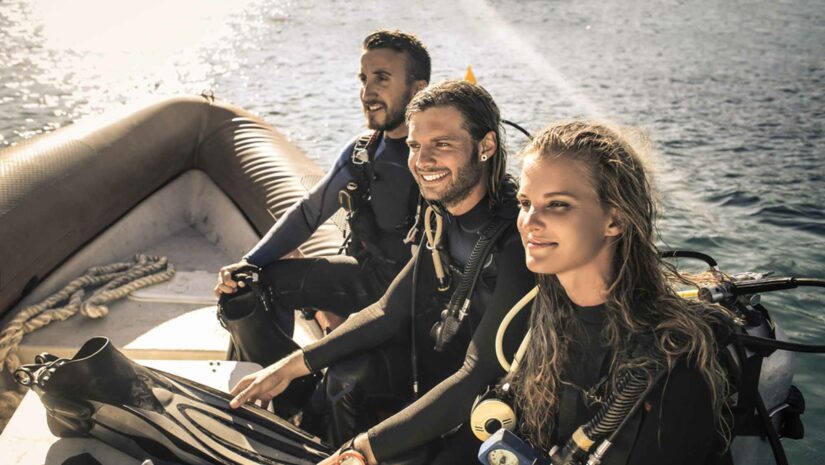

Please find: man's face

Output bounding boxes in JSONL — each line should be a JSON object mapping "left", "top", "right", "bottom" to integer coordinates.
{"left": 407, "top": 106, "right": 485, "bottom": 209}
{"left": 359, "top": 48, "right": 413, "bottom": 133}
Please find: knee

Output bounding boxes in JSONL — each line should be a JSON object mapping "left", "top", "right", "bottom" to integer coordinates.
{"left": 325, "top": 355, "right": 372, "bottom": 399}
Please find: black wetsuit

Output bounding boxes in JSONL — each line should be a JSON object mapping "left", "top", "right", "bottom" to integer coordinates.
{"left": 239, "top": 134, "right": 418, "bottom": 336}
{"left": 514, "top": 301, "right": 726, "bottom": 465}
{"left": 301, "top": 185, "right": 535, "bottom": 462}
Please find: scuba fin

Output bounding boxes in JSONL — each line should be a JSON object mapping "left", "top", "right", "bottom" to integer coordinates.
{"left": 15, "top": 337, "right": 331, "bottom": 465}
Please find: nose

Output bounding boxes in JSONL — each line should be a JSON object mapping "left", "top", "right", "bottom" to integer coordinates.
{"left": 361, "top": 79, "right": 377, "bottom": 100}
{"left": 414, "top": 145, "right": 437, "bottom": 169}
{"left": 519, "top": 206, "right": 544, "bottom": 233}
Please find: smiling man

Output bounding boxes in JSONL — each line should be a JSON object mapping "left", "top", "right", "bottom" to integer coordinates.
{"left": 228, "top": 80, "right": 535, "bottom": 464}
{"left": 214, "top": 30, "right": 429, "bottom": 370}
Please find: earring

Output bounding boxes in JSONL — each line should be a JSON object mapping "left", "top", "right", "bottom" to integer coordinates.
{"left": 481, "top": 155, "right": 488, "bottom": 161}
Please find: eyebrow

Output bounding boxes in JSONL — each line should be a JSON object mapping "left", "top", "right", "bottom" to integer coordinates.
{"left": 517, "top": 191, "right": 578, "bottom": 199}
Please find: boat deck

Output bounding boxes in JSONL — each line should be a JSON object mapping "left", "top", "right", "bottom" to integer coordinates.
{"left": 5, "top": 170, "right": 322, "bottom": 364}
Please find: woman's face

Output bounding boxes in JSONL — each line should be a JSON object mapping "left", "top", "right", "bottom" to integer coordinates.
{"left": 517, "top": 153, "right": 620, "bottom": 276}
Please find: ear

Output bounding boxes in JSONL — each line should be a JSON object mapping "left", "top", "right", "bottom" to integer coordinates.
{"left": 478, "top": 131, "right": 497, "bottom": 162}
{"left": 605, "top": 209, "right": 623, "bottom": 237}
{"left": 412, "top": 80, "right": 428, "bottom": 95}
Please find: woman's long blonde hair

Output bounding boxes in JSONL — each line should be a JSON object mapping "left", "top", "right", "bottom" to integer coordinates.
{"left": 507, "top": 121, "right": 734, "bottom": 450}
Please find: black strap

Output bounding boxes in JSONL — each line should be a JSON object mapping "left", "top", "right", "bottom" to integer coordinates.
{"left": 349, "top": 131, "right": 382, "bottom": 200}
{"left": 433, "top": 216, "right": 512, "bottom": 350}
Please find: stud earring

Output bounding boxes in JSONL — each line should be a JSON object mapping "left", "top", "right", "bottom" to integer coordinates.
{"left": 481, "top": 155, "right": 488, "bottom": 161}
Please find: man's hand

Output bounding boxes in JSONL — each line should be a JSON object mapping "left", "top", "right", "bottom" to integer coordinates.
{"left": 317, "top": 433, "right": 378, "bottom": 465}
{"left": 214, "top": 260, "right": 251, "bottom": 298}
{"left": 229, "top": 350, "right": 311, "bottom": 409}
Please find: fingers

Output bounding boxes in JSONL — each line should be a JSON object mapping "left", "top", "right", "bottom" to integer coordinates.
{"left": 229, "top": 375, "right": 254, "bottom": 398}
{"left": 229, "top": 378, "right": 289, "bottom": 409}
{"left": 230, "top": 382, "right": 256, "bottom": 409}
{"left": 214, "top": 263, "right": 248, "bottom": 297}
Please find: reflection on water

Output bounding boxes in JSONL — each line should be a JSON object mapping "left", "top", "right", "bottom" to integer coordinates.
{"left": 1, "top": 0, "right": 824, "bottom": 462}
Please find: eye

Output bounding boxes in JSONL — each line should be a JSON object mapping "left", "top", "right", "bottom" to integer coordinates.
{"left": 547, "top": 201, "right": 570, "bottom": 209}
{"left": 407, "top": 142, "right": 420, "bottom": 151}
{"left": 358, "top": 73, "right": 366, "bottom": 84}
{"left": 435, "top": 141, "right": 450, "bottom": 148}
{"left": 518, "top": 198, "right": 531, "bottom": 209}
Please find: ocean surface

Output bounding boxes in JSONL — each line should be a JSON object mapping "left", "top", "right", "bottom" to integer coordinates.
{"left": 1, "top": 0, "right": 823, "bottom": 461}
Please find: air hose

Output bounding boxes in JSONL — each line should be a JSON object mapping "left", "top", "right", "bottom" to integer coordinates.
{"left": 550, "top": 363, "right": 666, "bottom": 465}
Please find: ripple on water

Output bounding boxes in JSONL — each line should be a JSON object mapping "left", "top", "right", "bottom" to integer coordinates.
{"left": 751, "top": 204, "right": 825, "bottom": 237}
{"left": 705, "top": 190, "right": 761, "bottom": 207}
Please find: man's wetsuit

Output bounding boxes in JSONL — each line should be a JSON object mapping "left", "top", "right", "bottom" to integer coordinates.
{"left": 301, "top": 182, "right": 535, "bottom": 462}
{"left": 494, "top": 300, "right": 728, "bottom": 465}
{"left": 241, "top": 134, "right": 418, "bottom": 336}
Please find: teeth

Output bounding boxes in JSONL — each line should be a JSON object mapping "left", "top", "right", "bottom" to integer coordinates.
{"left": 421, "top": 171, "right": 448, "bottom": 181}
{"left": 367, "top": 104, "right": 382, "bottom": 111}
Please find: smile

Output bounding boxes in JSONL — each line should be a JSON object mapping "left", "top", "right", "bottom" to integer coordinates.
{"left": 526, "top": 237, "right": 558, "bottom": 248}
{"left": 364, "top": 102, "right": 385, "bottom": 112}
{"left": 419, "top": 171, "right": 449, "bottom": 182}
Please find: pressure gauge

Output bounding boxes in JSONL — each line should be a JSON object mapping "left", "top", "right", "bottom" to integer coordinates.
{"left": 487, "top": 448, "right": 519, "bottom": 465}
{"left": 478, "top": 429, "right": 545, "bottom": 465}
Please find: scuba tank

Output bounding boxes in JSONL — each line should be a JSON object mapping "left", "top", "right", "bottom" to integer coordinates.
{"left": 473, "top": 249, "right": 822, "bottom": 465}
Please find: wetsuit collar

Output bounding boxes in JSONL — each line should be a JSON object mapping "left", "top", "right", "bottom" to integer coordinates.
{"left": 443, "top": 194, "right": 495, "bottom": 232}
{"left": 572, "top": 302, "right": 607, "bottom": 326}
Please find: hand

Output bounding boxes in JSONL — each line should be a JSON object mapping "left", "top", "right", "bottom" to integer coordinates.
{"left": 317, "top": 433, "right": 377, "bottom": 465}
{"left": 229, "top": 350, "right": 311, "bottom": 409}
{"left": 214, "top": 260, "right": 250, "bottom": 297}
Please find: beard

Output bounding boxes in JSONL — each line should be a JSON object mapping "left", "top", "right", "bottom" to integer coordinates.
{"left": 437, "top": 146, "right": 484, "bottom": 208}
{"left": 366, "top": 87, "right": 412, "bottom": 132}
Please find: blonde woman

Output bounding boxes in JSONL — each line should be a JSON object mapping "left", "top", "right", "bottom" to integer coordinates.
{"left": 507, "top": 121, "right": 734, "bottom": 464}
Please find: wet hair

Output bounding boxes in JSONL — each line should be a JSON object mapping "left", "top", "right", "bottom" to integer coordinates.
{"left": 405, "top": 79, "right": 508, "bottom": 206}
{"left": 363, "top": 30, "right": 431, "bottom": 84}
{"left": 506, "top": 121, "right": 735, "bottom": 450}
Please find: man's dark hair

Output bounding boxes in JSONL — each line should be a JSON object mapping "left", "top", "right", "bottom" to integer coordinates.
{"left": 363, "top": 30, "right": 431, "bottom": 84}
{"left": 406, "top": 79, "right": 508, "bottom": 205}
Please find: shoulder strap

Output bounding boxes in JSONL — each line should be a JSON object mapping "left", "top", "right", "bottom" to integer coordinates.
{"left": 432, "top": 217, "right": 513, "bottom": 351}
{"left": 350, "top": 131, "right": 382, "bottom": 191}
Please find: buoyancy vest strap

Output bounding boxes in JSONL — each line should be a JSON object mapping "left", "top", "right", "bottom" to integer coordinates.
{"left": 433, "top": 215, "right": 512, "bottom": 351}
{"left": 424, "top": 205, "right": 449, "bottom": 291}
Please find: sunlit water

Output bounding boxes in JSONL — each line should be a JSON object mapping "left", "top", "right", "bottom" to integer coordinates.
{"left": 1, "top": 0, "right": 823, "bottom": 461}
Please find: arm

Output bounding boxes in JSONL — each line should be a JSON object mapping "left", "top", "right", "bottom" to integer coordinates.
{"left": 229, "top": 250, "right": 420, "bottom": 409}
{"left": 366, "top": 238, "right": 535, "bottom": 461}
{"left": 301, "top": 250, "right": 421, "bottom": 371}
{"left": 244, "top": 139, "right": 357, "bottom": 266}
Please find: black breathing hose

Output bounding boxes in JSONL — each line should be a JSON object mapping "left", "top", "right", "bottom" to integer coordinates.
{"left": 659, "top": 250, "right": 719, "bottom": 268}
{"left": 550, "top": 364, "right": 666, "bottom": 465}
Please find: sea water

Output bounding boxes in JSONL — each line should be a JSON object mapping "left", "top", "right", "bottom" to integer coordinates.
{"left": 1, "top": 0, "right": 823, "bottom": 462}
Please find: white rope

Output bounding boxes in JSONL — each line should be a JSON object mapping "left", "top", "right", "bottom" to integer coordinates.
{"left": 0, "top": 254, "right": 175, "bottom": 431}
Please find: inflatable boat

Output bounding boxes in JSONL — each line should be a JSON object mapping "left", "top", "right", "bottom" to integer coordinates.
{"left": 0, "top": 94, "right": 341, "bottom": 363}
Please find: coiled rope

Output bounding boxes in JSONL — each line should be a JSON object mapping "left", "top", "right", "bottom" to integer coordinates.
{"left": 0, "top": 254, "right": 175, "bottom": 431}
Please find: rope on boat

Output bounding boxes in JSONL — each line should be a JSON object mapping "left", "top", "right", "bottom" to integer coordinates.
{"left": 0, "top": 254, "right": 175, "bottom": 431}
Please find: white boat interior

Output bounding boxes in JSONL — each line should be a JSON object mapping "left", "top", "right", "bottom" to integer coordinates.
{"left": 5, "top": 169, "right": 324, "bottom": 363}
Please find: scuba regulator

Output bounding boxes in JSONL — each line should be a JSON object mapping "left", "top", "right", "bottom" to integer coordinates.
{"left": 427, "top": 204, "right": 510, "bottom": 351}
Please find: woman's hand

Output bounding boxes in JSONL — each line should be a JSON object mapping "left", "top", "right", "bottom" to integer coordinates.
{"left": 229, "top": 350, "right": 311, "bottom": 408}
{"left": 317, "top": 433, "right": 378, "bottom": 465}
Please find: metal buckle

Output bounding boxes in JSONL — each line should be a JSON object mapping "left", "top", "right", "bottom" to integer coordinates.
{"left": 352, "top": 147, "right": 369, "bottom": 165}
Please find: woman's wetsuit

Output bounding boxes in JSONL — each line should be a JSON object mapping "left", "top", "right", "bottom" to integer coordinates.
{"left": 301, "top": 186, "right": 535, "bottom": 462}
{"left": 521, "top": 301, "right": 728, "bottom": 465}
